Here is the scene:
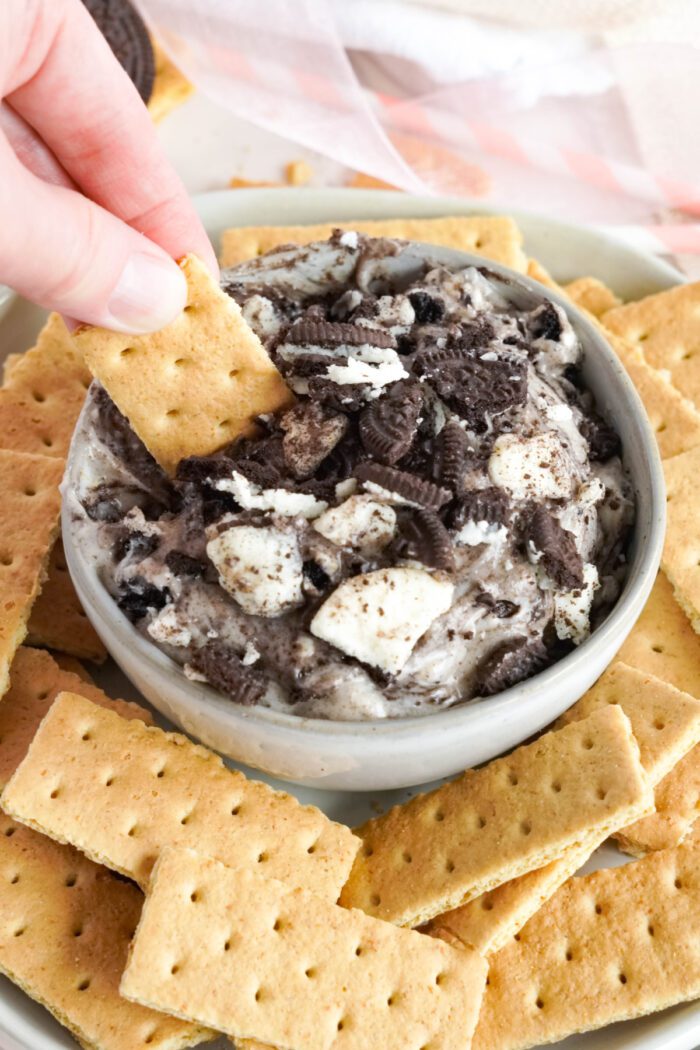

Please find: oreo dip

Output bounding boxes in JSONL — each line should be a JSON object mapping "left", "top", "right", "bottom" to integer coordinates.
{"left": 67, "top": 234, "right": 634, "bottom": 720}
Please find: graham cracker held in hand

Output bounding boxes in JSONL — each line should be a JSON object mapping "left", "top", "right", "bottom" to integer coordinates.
{"left": 148, "top": 42, "right": 194, "bottom": 123}
{"left": 602, "top": 280, "right": 700, "bottom": 409}
{"left": 219, "top": 215, "right": 527, "bottom": 271}
{"left": 121, "top": 848, "right": 488, "bottom": 1050}
{"left": 0, "top": 813, "right": 211, "bottom": 1050}
{"left": 0, "top": 312, "right": 91, "bottom": 458}
{"left": 73, "top": 254, "right": 294, "bottom": 475}
{"left": 564, "top": 276, "right": 622, "bottom": 318}
{"left": 2, "top": 691, "right": 358, "bottom": 898}
{"left": 26, "top": 539, "right": 107, "bottom": 663}
{"left": 425, "top": 661, "right": 700, "bottom": 954}
{"left": 339, "top": 706, "right": 652, "bottom": 927}
{"left": 662, "top": 443, "right": 700, "bottom": 633}
{"left": 0, "top": 647, "right": 150, "bottom": 790}
{"left": 471, "top": 832, "right": 700, "bottom": 1050}
{"left": 616, "top": 572, "right": 700, "bottom": 697}
{"left": 0, "top": 449, "right": 63, "bottom": 697}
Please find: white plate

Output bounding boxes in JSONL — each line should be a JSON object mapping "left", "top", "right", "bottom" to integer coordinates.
{"left": 0, "top": 189, "right": 696, "bottom": 1050}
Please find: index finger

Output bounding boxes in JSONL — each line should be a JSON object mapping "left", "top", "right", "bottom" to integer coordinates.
{"left": 4, "top": 0, "right": 217, "bottom": 273}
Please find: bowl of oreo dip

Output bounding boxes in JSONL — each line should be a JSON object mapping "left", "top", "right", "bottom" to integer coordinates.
{"left": 63, "top": 233, "right": 665, "bottom": 790}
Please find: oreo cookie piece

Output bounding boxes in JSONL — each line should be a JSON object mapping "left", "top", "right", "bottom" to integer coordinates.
{"left": 524, "top": 506, "right": 584, "bottom": 591}
{"left": 112, "top": 530, "right": 159, "bottom": 563}
{"left": 117, "top": 577, "right": 170, "bottom": 623}
{"left": 165, "top": 550, "right": 206, "bottom": 578}
{"left": 430, "top": 352, "right": 527, "bottom": 430}
{"left": 359, "top": 381, "right": 423, "bottom": 465}
{"left": 475, "top": 592, "right": 519, "bottom": 619}
{"left": 393, "top": 509, "right": 455, "bottom": 572}
{"left": 408, "top": 290, "right": 445, "bottom": 324}
{"left": 437, "top": 419, "right": 471, "bottom": 493}
{"left": 356, "top": 462, "right": 451, "bottom": 510}
{"left": 82, "top": 0, "right": 155, "bottom": 103}
{"left": 448, "top": 487, "right": 510, "bottom": 531}
{"left": 176, "top": 454, "right": 236, "bottom": 486}
{"left": 476, "top": 637, "right": 549, "bottom": 697}
{"left": 285, "top": 319, "right": 396, "bottom": 350}
{"left": 189, "top": 642, "right": 265, "bottom": 705}
{"left": 580, "top": 413, "right": 621, "bottom": 462}
{"left": 528, "top": 301, "right": 563, "bottom": 342}
{"left": 280, "top": 402, "right": 348, "bottom": 479}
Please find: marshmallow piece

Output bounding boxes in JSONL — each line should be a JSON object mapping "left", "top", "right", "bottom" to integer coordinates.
{"left": 214, "top": 469, "right": 327, "bottom": 519}
{"left": 310, "top": 567, "right": 454, "bottom": 674}
{"left": 146, "top": 606, "right": 192, "bottom": 647}
{"left": 207, "top": 525, "right": 304, "bottom": 617}
{"left": 455, "top": 520, "right": 508, "bottom": 548}
{"left": 488, "top": 432, "right": 575, "bottom": 501}
{"left": 313, "top": 495, "right": 396, "bottom": 556}
{"left": 554, "top": 562, "right": 599, "bottom": 644}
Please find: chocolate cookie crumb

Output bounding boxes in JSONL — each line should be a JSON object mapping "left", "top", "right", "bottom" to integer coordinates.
{"left": 524, "top": 506, "right": 584, "bottom": 590}
{"left": 476, "top": 637, "right": 549, "bottom": 697}
{"left": 359, "top": 381, "right": 423, "bottom": 465}
{"left": 165, "top": 551, "right": 206, "bottom": 578}
{"left": 356, "top": 462, "right": 451, "bottom": 510}
{"left": 189, "top": 642, "right": 265, "bottom": 705}
{"left": 393, "top": 509, "right": 455, "bottom": 572}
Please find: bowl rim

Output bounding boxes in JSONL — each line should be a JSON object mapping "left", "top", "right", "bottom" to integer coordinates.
{"left": 62, "top": 231, "right": 667, "bottom": 740}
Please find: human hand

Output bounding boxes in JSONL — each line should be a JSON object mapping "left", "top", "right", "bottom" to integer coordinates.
{"left": 0, "top": 0, "right": 217, "bottom": 333}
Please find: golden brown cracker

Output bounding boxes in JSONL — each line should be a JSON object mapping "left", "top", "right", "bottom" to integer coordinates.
{"left": 73, "top": 254, "right": 294, "bottom": 475}
{"left": 472, "top": 835, "right": 700, "bottom": 1050}
{"left": 50, "top": 653, "right": 96, "bottom": 683}
{"left": 148, "top": 42, "right": 195, "bottom": 123}
{"left": 0, "top": 449, "right": 63, "bottom": 697}
{"left": 2, "top": 691, "right": 358, "bottom": 898}
{"left": 121, "top": 847, "right": 488, "bottom": 1050}
{"left": 0, "top": 813, "right": 210, "bottom": 1050}
{"left": 525, "top": 257, "right": 562, "bottom": 292}
{"left": 662, "top": 443, "right": 700, "bottom": 632}
{"left": 616, "top": 571, "right": 700, "bottom": 698}
{"left": 0, "top": 312, "right": 91, "bottom": 459}
{"left": 614, "top": 748, "right": 700, "bottom": 856}
{"left": 339, "top": 706, "right": 652, "bottom": 927}
{"left": 565, "top": 276, "right": 622, "bottom": 318}
{"left": 0, "top": 647, "right": 150, "bottom": 790}
{"left": 219, "top": 215, "right": 527, "bottom": 271}
{"left": 26, "top": 539, "right": 107, "bottom": 663}
{"left": 602, "top": 281, "right": 700, "bottom": 407}
{"left": 557, "top": 662, "right": 700, "bottom": 784}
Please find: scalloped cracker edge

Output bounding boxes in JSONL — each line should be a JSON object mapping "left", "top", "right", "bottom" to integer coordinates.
{"left": 26, "top": 539, "right": 106, "bottom": 663}
{"left": 72, "top": 255, "right": 294, "bottom": 475}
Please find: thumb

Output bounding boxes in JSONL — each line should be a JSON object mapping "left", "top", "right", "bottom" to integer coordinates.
{"left": 0, "top": 134, "right": 188, "bottom": 333}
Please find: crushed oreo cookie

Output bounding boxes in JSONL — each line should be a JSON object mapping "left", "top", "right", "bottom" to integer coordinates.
{"left": 476, "top": 637, "right": 550, "bottom": 697}
{"left": 285, "top": 319, "right": 397, "bottom": 349}
{"left": 437, "top": 419, "right": 472, "bottom": 493}
{"left": 580, "top": 413, "right": 622, "bottom": 462}
{"left": 524, "top": 507, "right": 584, "bottom": 591}
{"left": 448, "top": 487, "right": 511, "bottom": 530}
{"left": 393, "top": 509, "right": 455, "bottom": 572}
{"left": 165, "top": 550, "right": 206, "bottom": 578}
{"left": 82, "top": 0, "right": 155, "bottom": 103}
{"left": 408, "top": 290, "right": 445, "bottom": 324}
{"left": 280, "top": 402, "right": 348, "bottom": 479}
{"left": 188, "top": 642, "right": 265, "bottom": 705}
{"left": 359, "top": 381, "right": 423, "bottom": 465}
{"left": 117, "top": 577, "right": 170, "bottom": 623}
{"left": 356, "top": 462, "right": 451, "bottom": 510}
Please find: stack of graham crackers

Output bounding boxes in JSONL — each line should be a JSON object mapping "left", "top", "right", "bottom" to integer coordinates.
{"left": 1, "top": 214, "right": 700, "bottom": 1048}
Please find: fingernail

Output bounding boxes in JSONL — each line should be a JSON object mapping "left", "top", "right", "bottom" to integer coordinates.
{"left": 106, "top": 252, "right": 187, "bottom": 334}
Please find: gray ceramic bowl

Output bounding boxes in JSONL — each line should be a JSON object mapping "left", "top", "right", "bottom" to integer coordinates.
{"left": 62, "top": 238, "right": 665, "bottom": 791}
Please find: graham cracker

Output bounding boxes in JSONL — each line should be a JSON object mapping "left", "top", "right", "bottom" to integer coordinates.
{"left": 564, "top": 276, "right": 622, "bottom": 318}
{"left": 0, "top": 312, "right": 91, "bottom": 458}
{"left": 148, "top": 43, "right": 194, "bottom": 123}
{"left": 471, "top": 832, "right": 700, "bottom": 1050}
{"left": 616, "top": 572, "right": 700, "bottom": 697}
{"left": 121, "top": 847, "right": 488, "bottom": 1050}
{"left": 557, "top": 661, "right": 700, "bottom": 784}
{"left": 339, "top": 706, "right": 653, "bottom": 927}
{"left": 425, "top": 661, "right": 700, "bottom": 954}
{"left": 525, "top": 258, "right": 562, "bottom": 292}
{"left": 0, "top": 647, "right": 151, "bottom": 790}
{"left": 26, "top": 539, "right": 107, "bottom": 663}
{"left": 219, "top": 215, "right": 528, "bottom": 271}
{"left": 2, "top": 353, "right": 22, "bottom": 383}
{"left": 426, "top": 844, "right": 591, "bottom": 957}
{"left": 602, "top": 280, "right": 700, "bottom": 409}
{"left": 73, "top": 254, "right": 294, "bottom": 475}
{"left": 2, "top": 691, "right": 358, "bottom": 898}
{"left": 614, "top": 749, "right": 700, "bottom": 856}
{"left": 53, "top": 654, "right": 96, "bottom": 683}
{"left": 0, "top": 813, "right": 211, "bottom": 1050}
{"left": 0, "top": 449, "right": 63, "bottom": 697}
{"left": 662, "top": 443, "right": 700, "bottom": 632}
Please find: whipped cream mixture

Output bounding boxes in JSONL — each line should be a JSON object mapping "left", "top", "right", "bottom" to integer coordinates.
{"left": 68, "top": 234, "right": 633, "bottom": 720}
